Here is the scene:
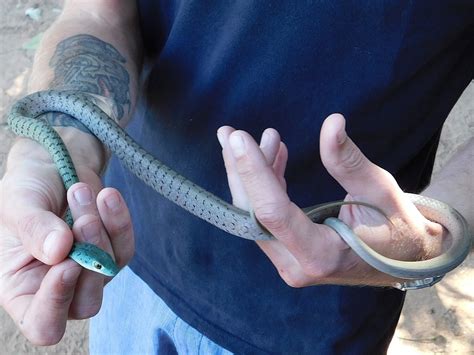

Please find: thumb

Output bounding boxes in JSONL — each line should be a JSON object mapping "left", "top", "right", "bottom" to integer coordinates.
{"left": 319, "top": 114, "right": 443, "bottom": 262}
{"left": 16, "top": 209, "right": 73, "bottom": 265}
{"left": 319, "top": 114, "right": 403, "bottom": 207}
{"left": 1, "top": 184, "right": 73, "bottom": 265}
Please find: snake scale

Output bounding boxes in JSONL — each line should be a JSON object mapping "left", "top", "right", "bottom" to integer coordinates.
{"left": 7, "top": 90, "right": 472, "bottom": 281}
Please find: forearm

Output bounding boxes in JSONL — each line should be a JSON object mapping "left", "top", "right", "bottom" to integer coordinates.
{"left": 11, "top": 0, "right": 142, "bottom": 173}
{"left": 422, "top": 137, "right": 474, "bottom": 235}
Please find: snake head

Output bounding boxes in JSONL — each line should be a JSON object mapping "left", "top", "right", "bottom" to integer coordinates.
{"left": 69, "top": 242, "right": 120, "bottom": 277}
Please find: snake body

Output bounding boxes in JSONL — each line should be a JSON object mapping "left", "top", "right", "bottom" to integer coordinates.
{"left": 7, "top": 90, "right": 472, "bottom": 280}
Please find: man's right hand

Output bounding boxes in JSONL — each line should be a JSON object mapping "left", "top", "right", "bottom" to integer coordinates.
{"left": 0, "top": 138, "right": 134, "bottom": 345}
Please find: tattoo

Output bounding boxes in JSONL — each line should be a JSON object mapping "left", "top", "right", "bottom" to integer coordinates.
{"left": 42, "top": 112, "right": 91, "bottom": 133}
{"left": 46, "top": 34, "right": 130, "bottom": 133}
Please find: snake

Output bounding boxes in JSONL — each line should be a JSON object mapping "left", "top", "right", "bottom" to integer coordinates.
{"left": 7, "top": 90, "right": 472, "bottom": 281}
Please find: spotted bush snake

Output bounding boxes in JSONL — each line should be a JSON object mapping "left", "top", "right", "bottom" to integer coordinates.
{"left": 7, "top": 90, "right": 472, "bottom": 285}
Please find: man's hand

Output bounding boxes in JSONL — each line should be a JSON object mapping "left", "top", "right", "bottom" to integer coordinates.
{"left": 217, "top": 114, "right": 446, "bottom": 287}
{"left": 0, "top": 141, "right": 134, "bottom": 345}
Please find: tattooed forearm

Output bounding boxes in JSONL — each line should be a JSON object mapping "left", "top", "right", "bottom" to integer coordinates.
{"left": 41, "top": 112, "right": 92, "bottom": 134}
{"left": 45, "top": 34, "right": 131, "bottom": 132}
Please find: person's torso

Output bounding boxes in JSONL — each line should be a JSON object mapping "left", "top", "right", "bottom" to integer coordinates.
{"left": 104, "top": 1, "right": 474, "bottom": 353}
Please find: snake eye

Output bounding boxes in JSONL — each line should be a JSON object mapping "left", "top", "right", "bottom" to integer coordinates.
{"left": 93, "top": 262, "right": 103, "bottom": 270}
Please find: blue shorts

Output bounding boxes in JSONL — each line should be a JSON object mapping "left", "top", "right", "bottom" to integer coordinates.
{"left": 89, "top": 267, "right": 233, "bottom": 355}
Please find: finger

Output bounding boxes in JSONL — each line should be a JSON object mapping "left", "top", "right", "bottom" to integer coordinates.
{"left": 217, "top": 126, "right": 248, "bottom": 209}
{"left": 319, "top": 114, "right": 408, "bottom": 214}
{"left": 220, "top": 128, "right": 310, "bottom": 282}
{"left": 67, "top": 183, "right": 114, "bottom": 254}
{"left": 67, "top": 183, "right": 117, "bottom": 318}
{"left": 12, "top": 260, "right": 82, "bottom": 345}
{"left": 218, "top": 126, "right": 285, "bottom": 208}
{"left": 228, "top": 129, "right": 293, "bottom": 229}
{"left": 259, "top": 128, "right": 280, "bottom": 164}
{"left": 68, "top": 214, "right": 107, "bottom": 319}
{"left": 259, "top": 128, "right": 288, "bottom": 190}
{"left": 220, "top": 128, "right": 314, "bottom": 283}
{"left": 228, "top": 130, "right": 352, "bottom": 279}
{"left": 67, "top": 182, "right": 101, "bottom": 221}
{"left": 273, "top": 142, "right": 288, "bottom": 189}
{"left": 228, "top": 130, "right": 333, "bottom": 247}
{"left": 96, "top": 188, "right": 135, "bottom": 269}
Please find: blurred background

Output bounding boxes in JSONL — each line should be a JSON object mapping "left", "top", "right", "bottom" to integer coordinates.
{"left": 0, "top": 1, "right": 472, "bottom": 354}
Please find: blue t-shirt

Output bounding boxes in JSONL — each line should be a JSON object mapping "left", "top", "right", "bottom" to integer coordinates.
{"left": 104, "top": 1, "right": 474, "bottom": 353}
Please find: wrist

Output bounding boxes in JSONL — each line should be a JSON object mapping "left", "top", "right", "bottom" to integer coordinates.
{"left": 421, "top": 138, "right": 474, "bottom": 232}
{"left": 54, "top": 126, "right": 107, "bottom": 173}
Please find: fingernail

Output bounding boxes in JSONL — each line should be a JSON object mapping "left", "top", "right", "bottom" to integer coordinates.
{"left": 260, "top": 131, "right": 271, "bottom": 148}
{"left": 336, "top": 126, "right": 347, "bottom": 145}
{"left": 81, "top": 221, "right": 100, "bottom": 243}
{"left": 216, "top": 130, "right": 224, "bottom": 148}
{"left": 43, "top": 230, "right": 62, "bottom": 260}
{"left": 105, "top": 193, "right": 121, "bottom": 212}
{"left": 229, "top": 133, "right": 246, "bottom": 158}
{"left": 73, "top": 186, "right": 92, "bottom": 206}
{"left": 62, "top": 267, "right": 81, "bottom": 285}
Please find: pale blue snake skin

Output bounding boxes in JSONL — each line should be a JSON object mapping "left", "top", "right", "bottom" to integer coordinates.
{"left": 7, "top": 90, "right": 472, "bottom": 279}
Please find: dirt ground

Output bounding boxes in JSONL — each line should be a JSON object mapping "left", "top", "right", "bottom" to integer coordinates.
{"left": 0, "top": 1, "right": 472, "bottom": 354}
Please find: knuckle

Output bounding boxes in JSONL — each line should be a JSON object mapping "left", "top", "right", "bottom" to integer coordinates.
{"left": 338, "top": 144, "right": 365, "bottom": 174}
{"left": 379, "top": 168, "right": 400, "bottom": 191}
{"left": 50, "top": 288, "right": 75, "bottom": 309}
{"left": 284, "top": 277, "right": 307, "bottom": 288}
{"left": 279, "top": 270, "right": 309, "bottom": 288}
{"left": 21, "top": 324, "right": 63, "bottom": 346}
{"left": 110, "top": 218, "right": 133, "bottom": 237}
{"left": 300, "top": 260, "right": 333, "bottom": 280}
{"left": 17, "top": 214, "right": 48, "bottom": 249}
{"left": 18, "top": 213, "right": 41, "bottom": 237}
{"left": 235, "top": 155, "right": 257, "bottom": 179}
{"left": 254, "top": 204, "right": 290, "bottom": 234}
{"left": 78, "top": 219, "right": 102, "bottom": 246}
{"left": 70, "top": 300, "right": 102, "bottom": 320}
